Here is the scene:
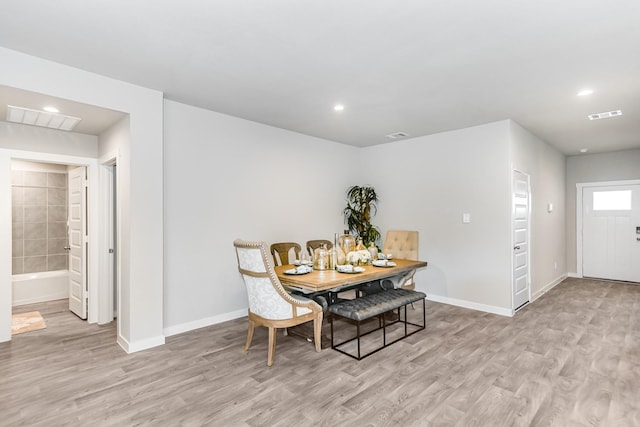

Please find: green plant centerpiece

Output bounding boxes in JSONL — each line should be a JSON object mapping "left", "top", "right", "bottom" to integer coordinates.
{"left": 343, "top": 185, "right": 381, "bottom": 248}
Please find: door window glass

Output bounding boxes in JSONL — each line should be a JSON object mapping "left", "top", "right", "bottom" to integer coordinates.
{"left": 593, "top": 190, "right": 631, "bottom": 211}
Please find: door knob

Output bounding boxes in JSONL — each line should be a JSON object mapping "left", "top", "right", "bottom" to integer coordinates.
{"left": 63, "top": 246, "right": 71, "bottom": 250}
{"left": 514, "top": 246, "right": 521, "bottom": 250}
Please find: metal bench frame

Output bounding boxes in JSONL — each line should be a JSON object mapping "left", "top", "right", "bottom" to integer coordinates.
{"left": 329, "top": 295, "right": 426, "bottom": 360}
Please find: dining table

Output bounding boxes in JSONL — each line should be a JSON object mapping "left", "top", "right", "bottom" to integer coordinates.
{"left": 275, "top": 258, "right": 428, "bottom": 295}
{"left": 274, "top": 258, "right": 428, "bottom": 348}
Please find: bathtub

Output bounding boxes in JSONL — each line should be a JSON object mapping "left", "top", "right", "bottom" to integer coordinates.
{"left": 12, "top": 270, "right": 69, "bottom": 306}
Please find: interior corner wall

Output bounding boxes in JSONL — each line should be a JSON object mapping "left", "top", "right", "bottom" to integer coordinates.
{"left": 0, "top": 47, "right": 164, "bottom": 352}
{"left": 566, "top": 148, "right": 640, "bottom": 275}
{"left": 509, "top": 120, "right": 566, "bottom": 299}
{"left": 162, "top": 99, "right": 360, "bottom": 334}
{"left": 360, "top": 121, "right": 513, "bottom": 313}
{"left": 99, "top": 115, "right": 130, "bottom": 158}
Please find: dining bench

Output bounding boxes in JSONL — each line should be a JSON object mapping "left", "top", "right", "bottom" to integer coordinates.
{"left": 328, "top": 288, "right": 426, "bottom": 360}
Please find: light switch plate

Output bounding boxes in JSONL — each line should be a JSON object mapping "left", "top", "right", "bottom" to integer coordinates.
{"left": 462, "top": 213, "right": 471, "bottom": 223}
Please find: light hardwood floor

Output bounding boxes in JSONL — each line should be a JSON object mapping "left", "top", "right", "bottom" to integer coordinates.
{"left": 2, "top": 277, "right": 639, "bottom": 426}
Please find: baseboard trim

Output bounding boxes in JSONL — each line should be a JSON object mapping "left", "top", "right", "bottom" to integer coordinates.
{"left": 532, "top": 274, "right": 567, "bottom": 302}
{"left": 117, "top": 334, "right": 165, "bottom": 354}
{"left": 426, "top": 294, "right": 513, "bottom": 317}
{"left": 163, "top": 308, "right": 247, "bottom": 337}
{"left": 12, "top": 291, "right": 68, "bottom": 307}
{"left": 567, "top": 272, "right": 581, "bottom": 278}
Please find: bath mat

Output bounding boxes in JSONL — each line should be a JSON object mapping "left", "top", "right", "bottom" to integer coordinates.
{"left": 11, "top": 311, "right": 47, "bottom": 335}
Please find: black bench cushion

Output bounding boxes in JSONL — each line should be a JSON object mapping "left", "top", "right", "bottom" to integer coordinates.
{"left": 328, "top": 289, "right": 426, "bottom": 322}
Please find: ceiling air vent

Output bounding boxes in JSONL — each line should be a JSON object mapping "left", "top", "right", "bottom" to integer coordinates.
{"left": 6, "top": 105, "right": 81, "bottom": 131}
{"left": 588, "top": 110, "right": 622, "bottom": 121}
{"left": 386, "top": 132, "right": 409, "bottom": 139}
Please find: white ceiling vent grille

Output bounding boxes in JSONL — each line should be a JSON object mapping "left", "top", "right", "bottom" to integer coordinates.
{"left": 386, "top": 132, "right": 409, "bottom": 139}
{"left": 6, "top": 105, "right": 81, "bottom": 131}
{"left": 588, "top": 110, "right": 623, "bottom": 121}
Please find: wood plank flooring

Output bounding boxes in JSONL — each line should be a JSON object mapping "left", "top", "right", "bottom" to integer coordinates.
{"left": 1, "top": 277, "right": 639, "bottom": 426}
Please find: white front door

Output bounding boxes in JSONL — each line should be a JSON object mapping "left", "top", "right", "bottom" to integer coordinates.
{"left": 68, "top": 166, "right": 87, "bottom": 319}
{"left": 513, "top": 171, "right": 531, "bottom": 310}
{"left": 583, "top": 184, "right": 640, "bottom": 282}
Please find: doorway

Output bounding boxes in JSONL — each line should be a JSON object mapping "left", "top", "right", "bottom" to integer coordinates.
{"left": 512, "top": 170, "right": 531, "bottom": 311}
{"left": 11, "top": 160, "right": 71, "bottom": 308}
{"left": 98, "top": 157, "right": 119, "bottom": 325}
{"left": 579, "top": 180, "right": 640, "bottom": 283}
{"left": 3, "top": 150, "right": 108, "bottom": 342}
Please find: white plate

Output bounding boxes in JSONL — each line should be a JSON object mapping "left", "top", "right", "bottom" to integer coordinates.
{"left": 372, "top": 260, "right": 396, "bottom": 267}
{"left": 284, "top": 266, "right": 312, "bottom": 275}
{"left": 337, "top": 265, "right": 365, "bottom": 274}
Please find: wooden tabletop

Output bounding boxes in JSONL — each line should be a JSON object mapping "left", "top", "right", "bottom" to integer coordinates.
{"left": 275, "top": 258, "right": 428, "bottom": 292}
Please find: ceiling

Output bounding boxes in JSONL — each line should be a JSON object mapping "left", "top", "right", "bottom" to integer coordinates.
{"left": 1, "top": 1, "right": 639, "bottom": 154}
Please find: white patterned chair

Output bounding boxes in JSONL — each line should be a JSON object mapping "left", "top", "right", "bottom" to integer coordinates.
{"left": 234, "top": 239, "right": 323, "bottom": 366}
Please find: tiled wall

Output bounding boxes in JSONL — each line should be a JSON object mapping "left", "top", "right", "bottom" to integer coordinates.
{"left": 12, "top": 170, "right": 68, "bottom": 274}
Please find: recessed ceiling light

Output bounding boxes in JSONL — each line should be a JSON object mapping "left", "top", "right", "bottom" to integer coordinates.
{"left": 43, "top": 106, "right": 59, "bottom": 113}
{"left": 386, "top": 132, "right": 409, "bottom": 139}
{"left": 333, "top": 104, "right": 345, "bottom": 112}
{"left": 577, "top": 89, "right": 594, "bottom": 97}
{"left": 580, "top": 148, "right": 588, "bottom": 153}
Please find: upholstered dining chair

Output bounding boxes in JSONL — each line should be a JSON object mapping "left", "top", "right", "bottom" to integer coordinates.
{"left": 234, "top": 239, "right": 323, "bottom": 366}
{"left": 306, "top": 239, "right": 333, "bottom": 258}
{"left": 270, "top": 242, "right": 301, "bottom": 266}
{"left": 382, "top": 230, "right": 419, "bottom": 290}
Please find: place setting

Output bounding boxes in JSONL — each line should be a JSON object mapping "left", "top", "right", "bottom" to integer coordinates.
{"left": 284, "top": 264, "right": 313, "bottom": 275}
{"left": 336, "top": 264, "right": 366, "bottom": 274}
{"left": 372, "top": 253, "right": 396, "bottom": 267}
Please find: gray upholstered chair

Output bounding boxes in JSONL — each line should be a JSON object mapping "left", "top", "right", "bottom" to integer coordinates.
{"left": 234, "top": 239, "right": 323, "bottom": 366}
{"left": 270, "top": 242, "right": 301, "bottom": 266}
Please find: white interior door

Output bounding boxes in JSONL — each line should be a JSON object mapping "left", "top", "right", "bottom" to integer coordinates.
{"left": 513, "top": 171, "right": 531, "bottom": 310}
{"left": 68, "top": 166, "right": 87, "bottom": 319}
{"left": 583, "top": 184, "right": 640, "bottom": 282}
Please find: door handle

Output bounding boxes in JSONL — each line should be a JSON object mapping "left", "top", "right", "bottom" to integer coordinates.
{"left": 63, "top": 246, "right": 71, "bottom": 251}
{"left": 514, "top": 246, "right": 521, "bottom": 250}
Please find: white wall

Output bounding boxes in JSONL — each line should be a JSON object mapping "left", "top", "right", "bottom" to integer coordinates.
{"left": 162, "top": 100, "right": 360, "bottom": 334}
{"left": 11, "top": 159, "right": 71, "bottom": 173}
{"left": 0, "top": 47, "right": 164, "bottom": 352}
{"left": 0, "top": 47, "right": 576, "bottom": 344}
{"left": 99, "top": 115, "right": 130, "bottom": 157}
{"left": 509, "top": 121, "right": 566, "bottom": 300}
{"left": 566, "top": 149, "right": 640, "bottom": 274}
{"left": 0, "top": 121, "right": 98, "bottom": 156}
{"left": 362, "top": 121, "right": 513, "bottom": 314}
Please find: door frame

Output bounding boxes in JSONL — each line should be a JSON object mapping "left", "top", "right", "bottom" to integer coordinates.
{"left": 511, "top": 169, "right": 532, "bottom": 313}
{"left": 1, "top": 149, "right": 101, "bottom": 340}
{"left": 98, "top": 150, "right": 120, "bottom": 325}
{"left": 576, "top": 179, "right": 640, "bottom": 278}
